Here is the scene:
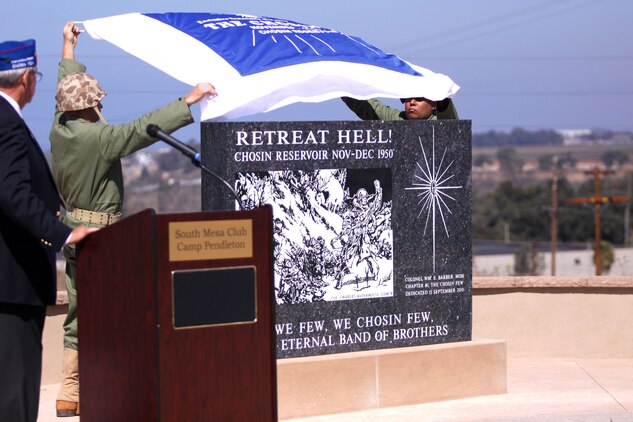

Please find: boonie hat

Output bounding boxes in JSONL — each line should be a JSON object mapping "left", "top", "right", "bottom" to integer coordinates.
{"left": 0, "top": 39, "right": 37, "bottom": 71}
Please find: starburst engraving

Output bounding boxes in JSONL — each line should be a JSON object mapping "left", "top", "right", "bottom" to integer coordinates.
{"left": 405, "top": 127, "right": 462, "bottom": 272}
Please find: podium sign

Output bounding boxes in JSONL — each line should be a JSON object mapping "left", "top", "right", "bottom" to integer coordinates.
{"left": 77, "top": 207, "right": 277, "bottom": 421}
{"left": 202, "top": 120, "right": 472, "bottom": 359}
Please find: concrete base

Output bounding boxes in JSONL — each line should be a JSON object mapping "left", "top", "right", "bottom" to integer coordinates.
{"left": 277, "top": 340, "right": 507, "bottom": 420}
{"left": 473, "top": 276, "right": 633, "bottom": 358}
{"left": 43, "top": 307, "right": 506, "bottom": 420}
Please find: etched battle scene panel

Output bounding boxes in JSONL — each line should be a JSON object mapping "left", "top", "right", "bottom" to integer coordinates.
{"left": 236, "top": 168, "right": 394, "bottom": 304}
{"left": 202, "top": 120, "right": 472, "bottom": 358}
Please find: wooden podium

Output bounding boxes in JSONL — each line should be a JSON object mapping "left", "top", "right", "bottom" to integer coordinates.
{"left": 76, "top": 206, "right": 277, "bottom": 421}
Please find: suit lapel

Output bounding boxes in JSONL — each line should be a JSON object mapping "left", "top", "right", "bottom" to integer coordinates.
{"left": 0, "top": 96, "right": 68, "bottom": 209}
{"left": 26, "top": 127, "right": 69, "bottom": 210}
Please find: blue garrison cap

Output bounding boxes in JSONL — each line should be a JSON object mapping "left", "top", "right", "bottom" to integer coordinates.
{"left": 0, "top": 39, "right": 37, "bottom": 71}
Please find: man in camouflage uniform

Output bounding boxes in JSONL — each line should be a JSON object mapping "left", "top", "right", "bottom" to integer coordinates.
{"left": 50, "top": 21, "right": 217, "bottom": 417}
{"left": 341, "top": 96, "right": 458, "bottom": 121}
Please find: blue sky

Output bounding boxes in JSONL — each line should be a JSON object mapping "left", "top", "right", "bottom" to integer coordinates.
{"left": 5, "top": 0, "right": 633, "bottom": 151}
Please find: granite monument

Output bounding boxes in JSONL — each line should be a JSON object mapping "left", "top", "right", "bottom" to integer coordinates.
{"left": 201, "top": 119, "right": 472, "bottom": 358}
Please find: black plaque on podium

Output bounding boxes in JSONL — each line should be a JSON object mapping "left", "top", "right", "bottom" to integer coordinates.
{"left": 172, "top": 266, "right": 257, "bottom": 328}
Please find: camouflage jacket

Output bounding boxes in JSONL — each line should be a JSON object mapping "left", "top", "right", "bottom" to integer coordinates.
{"left": 341, "top": 97, "right": 458, "bottom": 121}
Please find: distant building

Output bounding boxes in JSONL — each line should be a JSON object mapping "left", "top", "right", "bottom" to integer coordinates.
{"left": 556, "top": 129, "right": 592, "bottom": 146}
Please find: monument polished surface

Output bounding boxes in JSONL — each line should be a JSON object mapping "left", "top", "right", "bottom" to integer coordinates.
{"left": 202, "top": 120, "right": 472, "bottom": 358}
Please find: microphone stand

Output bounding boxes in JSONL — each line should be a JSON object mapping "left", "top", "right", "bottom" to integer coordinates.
{"left": 146, "top": 124, "right": 245, "bottom": 210}
{"left": 196, "top": 160, "right": 246, "bottom": 211}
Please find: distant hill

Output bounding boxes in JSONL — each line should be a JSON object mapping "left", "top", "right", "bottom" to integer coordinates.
{"left": 473, "top": 128, "right": 633, "bottom": 148}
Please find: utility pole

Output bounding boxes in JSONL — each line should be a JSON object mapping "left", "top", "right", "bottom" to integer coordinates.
{"left": 550, "top": 157, "right": 558, "bottom": 276}
{"left": 626, "top": 172, "right": 632, "bottom": 246}
{"left": 530, "top": 241, "right": 538, "bottom": 275}
{"left": 566, "top": 167, "right": 626, "bottom": 275}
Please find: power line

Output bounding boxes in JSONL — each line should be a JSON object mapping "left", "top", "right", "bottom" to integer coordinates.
{"left": 391, "top": 0, "right": 608, "bottom": 54}
{"left": 37, "top": 53, "right": 633, "bottom": 66}
{"left": 33, "top": 87, "right": 633, "bottom": 97}
{"left": 414, "top": 56, "right": 633, "bottom": 62}
{"left": 37, "top": 53, "right": 136, "bottom": 60}
{"left": 457, "top": 91, "right": 633, "bottom": 97}
{"left": 473, "top": 123, "right": 633, "bottom": 130}
{"left": 35, "top": 88, "right": 184, "bottom": 95}
{"left": 388, "top": 0, "right": 579, "bottom": 51}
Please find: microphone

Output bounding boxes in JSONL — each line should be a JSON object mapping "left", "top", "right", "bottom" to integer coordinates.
{"left": 146, "top": 124, "right": 245, "bottom": 210}
{"left": 147, "top": 124, "right": 201, "bottom": 163}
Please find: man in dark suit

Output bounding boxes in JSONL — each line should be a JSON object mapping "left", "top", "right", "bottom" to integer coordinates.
{"left": 0, "top": 39, "right": 95, "bottom": 422}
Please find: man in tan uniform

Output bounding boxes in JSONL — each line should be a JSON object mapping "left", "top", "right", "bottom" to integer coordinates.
{"left": 50, "top": 21, "right": 217, "bottom": 417}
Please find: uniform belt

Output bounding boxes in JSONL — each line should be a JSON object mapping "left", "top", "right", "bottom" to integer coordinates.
{"left": 68, "top": 208, "right": 122, "bottom": 226}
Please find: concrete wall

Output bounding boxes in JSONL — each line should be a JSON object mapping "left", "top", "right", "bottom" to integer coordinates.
{"left": 472, "top": 276, "right": 633, "bottom": 359}
{"left": 42, "top": 276, "right": 633, "bottom": 386}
